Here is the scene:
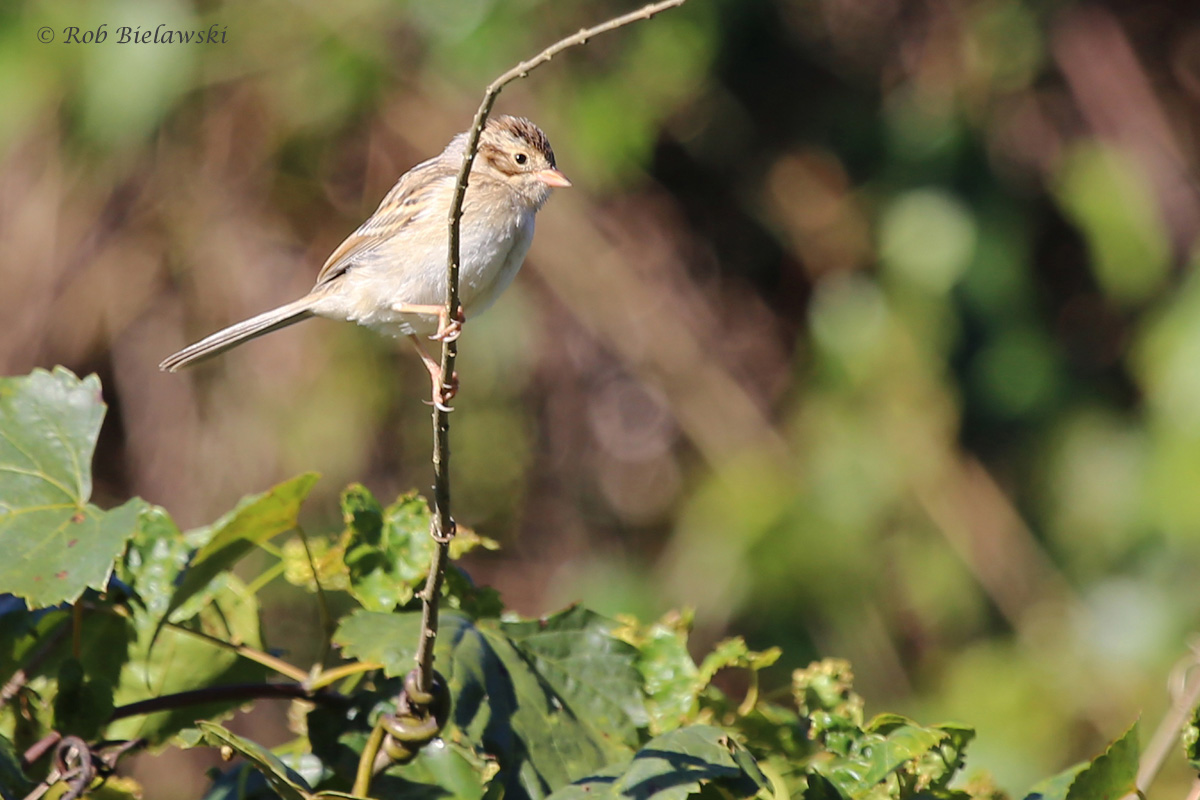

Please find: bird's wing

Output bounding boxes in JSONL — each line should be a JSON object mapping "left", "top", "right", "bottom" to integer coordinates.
{"left": 312, "top": 157, "right": 452, "bottom": 289}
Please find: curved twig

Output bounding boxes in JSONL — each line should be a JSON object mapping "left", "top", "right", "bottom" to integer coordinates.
{"left": 413, "top": 0, "right": 689, "bottom": 699}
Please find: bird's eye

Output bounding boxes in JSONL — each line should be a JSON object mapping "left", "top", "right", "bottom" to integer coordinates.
{"left": 514, "top": 153, "right": 528, "bottom": 165}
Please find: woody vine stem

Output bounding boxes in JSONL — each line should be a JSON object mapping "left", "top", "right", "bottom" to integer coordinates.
{"left": 354, "top": 0, "right": 690, "bottom": 791}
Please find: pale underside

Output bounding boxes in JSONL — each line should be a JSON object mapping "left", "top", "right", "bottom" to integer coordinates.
{"left": 308, "top": 170, "right": 536, "bottom": 338}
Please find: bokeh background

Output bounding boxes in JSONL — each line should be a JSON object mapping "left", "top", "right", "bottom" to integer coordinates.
{"left": 4, "top": 0, "right": 1200, "bottom": 795}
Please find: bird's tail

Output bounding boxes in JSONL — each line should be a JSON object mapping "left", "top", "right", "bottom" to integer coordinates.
{"left": 159, "top": 297, "right": 318, "bottom": 372}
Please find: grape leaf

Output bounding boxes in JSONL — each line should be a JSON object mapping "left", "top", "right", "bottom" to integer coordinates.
{"left": 0, "top": 367, "right": 146, "bottom": 607}
{"left": 333, "top": 606, "right": 645, "bottom": 799}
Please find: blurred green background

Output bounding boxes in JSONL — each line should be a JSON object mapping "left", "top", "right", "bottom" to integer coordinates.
{"left": 4, "top": 0, "right": 1200, "bottom": 795}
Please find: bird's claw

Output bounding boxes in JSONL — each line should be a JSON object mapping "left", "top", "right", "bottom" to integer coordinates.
{"left": 430, "top": 307, "right": 465, "bottom": 343}
{"left": 424, "top": 369, "right": 459, "bottom": 412}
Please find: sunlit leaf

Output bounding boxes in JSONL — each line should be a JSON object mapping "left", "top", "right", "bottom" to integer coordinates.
{"left": 162, "top": 472, "right": 319, "bottom": 622}
{"left": 188, "top": 721, "right": 313, "bottom": 800}
{"left": 342, "top": 487, "right": 430, "bottom": 611}
{"left": 0, "top": 367, "right": 146, "bottom": 607}
{"left": 616, "top": 611, "right": 700, "bottom": 733}
{"left": 1062, "top": 721, "right": 1138, "bottom": 800}
{"left": 1022, "top": 764, "right": 1087, "bottom": 800}
{"left": 339, "top": 486, "right": 495, "bottom": 612}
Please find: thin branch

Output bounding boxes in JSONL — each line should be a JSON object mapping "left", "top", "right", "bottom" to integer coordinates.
{"left": 1, "top": 620, "right": 69, "bottom": 711}
{"left": 108, "top": 682, "right": 346, "bottom": 721}
{"left": 21, "top": 732, "right": 62, "bottom": 768}
{"left": 295, "top": 524, "right": 334, "bottom": 667}
{"left": 413, "top": 0, "right": 689, "bottom": 699}
{"left": 1137, "top": 641, "right": 1200, "bottom": 793}
{"left": 85, "top": 602, "right": 310, "bottom": 684}
{"left": 163, "top": 623, "right": 310, "bottom": 684}
{"left": 307, "top": 660, "right": 383, "bottom": 692}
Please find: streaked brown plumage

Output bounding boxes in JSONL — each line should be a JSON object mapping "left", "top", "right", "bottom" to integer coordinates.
{"left": 160, "top": 115, "right": 569, "bottom": 407}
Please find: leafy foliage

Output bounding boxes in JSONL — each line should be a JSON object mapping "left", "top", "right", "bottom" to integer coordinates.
{"left": 0, "top": 369, "right": 1175, "bottom": 800}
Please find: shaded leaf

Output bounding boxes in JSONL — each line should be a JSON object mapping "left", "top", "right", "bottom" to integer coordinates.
{"left": 53, "top": 658, "right": 114, "bottom": 739}
{"left": 371, "top": 739, "right": 489, "bottom": 800}
{"left": 108, "top": 571, "right": 270, "bottom": 744}
{"left": 0, "top": 367, "right": 147, "bottom": 607}
{"left": 0, "top": 732, "right": 32, "bottom": 800}
{"left": 334, "top": 607, "right": 643, "bottom": 799}
{"left": 544, "top": 725, "right": 766, "bottom": 800}
{"left": 803, "top": 773, "right": 851, "bottom": 800}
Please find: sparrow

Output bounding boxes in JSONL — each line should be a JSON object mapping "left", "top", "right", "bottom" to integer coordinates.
{"left": 159, "top": 115, "right": 570, "bottom": 408}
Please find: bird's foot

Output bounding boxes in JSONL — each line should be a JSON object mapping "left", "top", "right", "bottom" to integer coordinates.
{"left": 425, "top": 368, "right": 459, "bottom": 412}
{"left": 430, "top": 306, "right": 465, "bottom": 343}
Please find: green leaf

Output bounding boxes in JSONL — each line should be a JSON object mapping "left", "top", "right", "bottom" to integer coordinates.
{"left": 1021, "top": 723, "right": 1138, "bottom": 800}
{"left": 1063, "top": 721, "right": 1138, "bottom": 800}
{"left": 200, "top": 754, "right": 330, "bottom": 800}
{"left": 0, "top": 367, "right": 147, "bottom": 607}
{"left": 53, "top": 658, "right": 114, "bottom": 739}
{"left": 803, "top": 773, "right": 851, "bottom": 800}
{"left": 118, "top": 506, "right": 192, "bottom": 620}
{"left": 162, "top": 472, "right": 319, "bottom": 622}
{"left": 0, "top": 731, "right": 33, "bottom": 800}
{"left": 502, "top": 605, "right": 647, "bottom": 747}
{"left": 371, "top": 739, "right": 489, "bottom": 800}
{"left": 343, "top": 487, "right": 431, "bottom": 611}
{"left": 332, "top": 608, "right": 425, "bottom": 675}
{"left": 794, "top": 659, "right": 866, "bottom": 748}
{"left": 619, "top": 611, "right": 778, "bottom": 735}
{"left": 696, "top": 637, "right": 781, "bottom": 686}
{"left": 188, "top": 721, "right": 313, "bottom": 800}
{"left": 810, "top": 716, "right": 976, "bottom": 799}
{"left": 108, "top": 572, "right": 270, "bottom": 744}
{"left": 1186, "top": 700, "right": 1200, "bottom": 772}
{"left": 334, "top": 607, "right": 643, "bottom": 799}
{"left": 340, "top": 487, "right": 497, "bottom": 612}
{"left": 282, "top": 535, "right": 351, "bottom": 593}
{"left": 1022, "top": 765, "right": 1087, "bottom": 800}
{"left": 544, "top": 725, "right": 767, "bottom": 800}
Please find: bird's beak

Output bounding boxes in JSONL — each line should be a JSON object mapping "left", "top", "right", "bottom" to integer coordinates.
{"left": 535, "top": 168, "right": 572, "bottom": 188}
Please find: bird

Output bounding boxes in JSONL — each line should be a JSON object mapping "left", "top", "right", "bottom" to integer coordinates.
{"left": 159, "top": 115, "right": 570, "bottom": 408}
